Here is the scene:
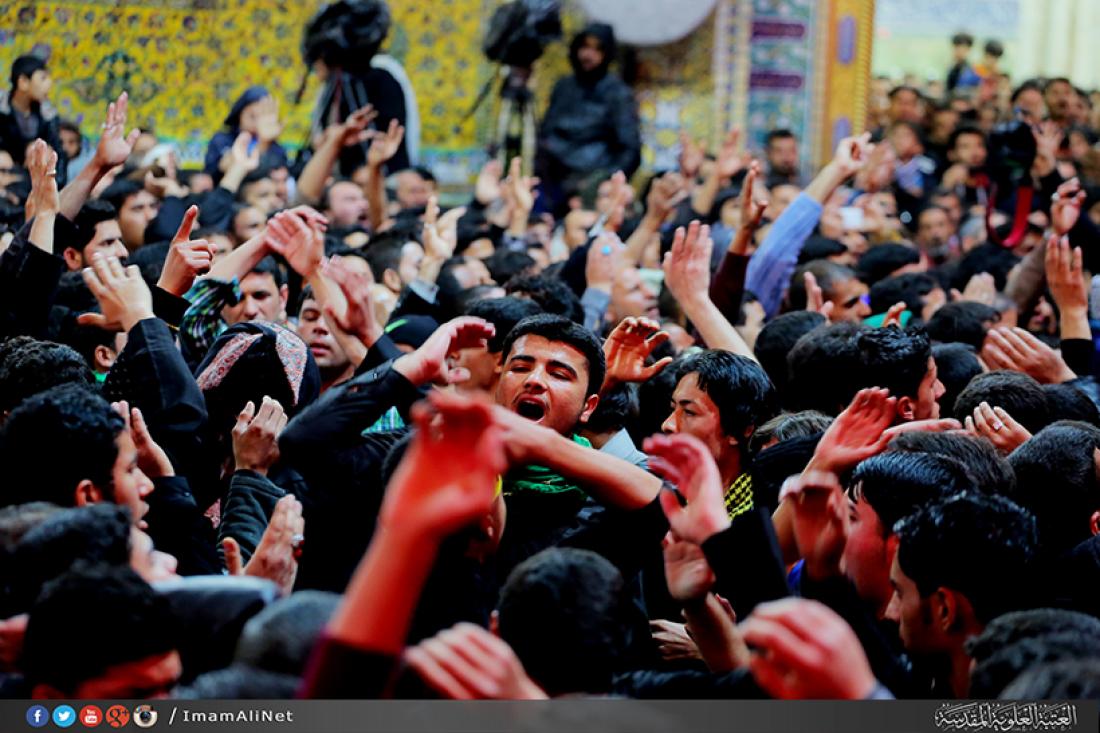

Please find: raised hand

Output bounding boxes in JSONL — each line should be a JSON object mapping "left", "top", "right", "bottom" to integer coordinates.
{"left": 379, "top": 390, "right": 506, "bottom": 539}
{"left": 405, "top": 623, "right": 547, "bottom": 700}
{"left": 322, "top": 257, "right": 380, "bottom": 346}
{"left": 602, "top": 317, "right": 673, "bottom": 390}
{"left": 324, "top": 105, "right": 378, "bottom": 150}
{"left": 980, "top": 326, "right": 1076, "bottom": 384}
{"left": 223, "top": 493, "right": 304, "bottom": 597}
{"left": 679, "top": 131, "right": 705, "bottom": 180}
{"left": 807, "top": 388, "right": 897, "bottom": 474}
{"left": 778, "top": 471, "right": 848, "bottom": 580}
{"left": 951, "top": 272, "right": 996, "bottom": 305}
{"left": 881, "top": 302, "right": 907, "bottom": 329}
{"left": 584, "top": 232, "right": 625, "bottom": 293}
{"left": 392, "top": 316, "right": 495, "bottom": 387}
{"left": 79, "top": 254, "right": 154, "bottom": 332}
{"left": 1045, "top": 234, "right": 1087, "bottom": 315}
{"left": 741, "top": 598, "right": 877, "bottom": 699}
{"left": 227, "top": 131, "right": 260, "bottom": 174}
{"left": 112, "top": 400, "right": 174, "bottom": 479}
{"left": 646, "top": 171, "right": 688, "bottom": 223}
{"left": 24, "top": 139, "right": 60, "bottom": 221}
{"left": 93, "top": 91, "right": 141, "bottom": 171}
{"left": 645, "top": 433, "right": 730, "bottom": 545}
{"left": 663, "top": 220, "right": 713, "bottom": 306}
{"left": 1052, "top": 178, "right": 1086, "bottom": 236}
{"left": 231, "top": 396, "right": 288, "bottom": 475}
{"left": 475, "top": 159, "right": 504, "bottom": 205}
{"left": 964, "top": 401, "right": 1031, "bottom": 455}
{"left": 833, "top": 132, "right": 874, "bottom": 178}
{"left": 715, "top": 128, "right": 748, "bottom": 180}
{"left": 367, "top": 118, "right": 405, "bottom": 169}
{"left": 739, "top": 160, "right": 768, "bottom": 232}
{"left": 662, "top": 530, "right": 716, "bottom": 604}
{"left": 157, "top": 205, "right": 216, "bottom": 296}
{"left": 803, "top": 271, "right": 835, "bottom": 319}
{"left": 505, "top": 156, "right": 539, "bottom": 217}
{"left": 265, "top": 210, "right": 324, "bottom": 278}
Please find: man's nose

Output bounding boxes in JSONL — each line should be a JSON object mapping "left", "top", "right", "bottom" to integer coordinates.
{"left": 661, "top": 413, "right": 678, "bottom": 434}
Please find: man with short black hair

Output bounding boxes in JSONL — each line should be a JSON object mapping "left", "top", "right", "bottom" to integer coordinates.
{"left": 22, "top": 565, "right": 182, "bottom": 699}
{"left": 886, "top": 491, "right": 1039, "bottom": 697}
{"left": 765, "top": 129, "right": 801, "bottom": 187}
{"left": 101, "top": 179, "right": 160, "bottom": 251}
{"left": 63, "top": 200, "right": 128, "bottom": 271}
{"left": 0, "top": 55, "right": 65, "bottom": 182}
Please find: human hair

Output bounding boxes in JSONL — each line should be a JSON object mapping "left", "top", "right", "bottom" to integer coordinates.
{"left": 675, "top": 350, "right": 778, "bottom": 440}
{"left": 500, "top": 314, "right": 606, "bottom": 397}
{"left": 0, "top": 502, "right": 61, "bottom": 550}
{"left": 496, "top": 548, "right": 631, "bottom": 696}
{"left": 1008, "top": 421, "right": 1100, "bottom": 556}
{"left": 748, "top": 410, "right": 832, "bottom": 455}
{"left": 484, "top": 249, "right": 536, "bottom": 285}
{"left": 887, "top": 430, "right": 1015, "bottom": 496}
{"left": 504, "top": 274, "right": 584, "bottom": 323}
{"left": 966, "top": 608, "right": 1100, "bottom": 666}
{"left": 463, "top": 297, "right": 544, "bottom": 354}
{"left": 10, "top": 54, "right": 46, "bottom": 89}
{"left": 893, "top": 491, "right": 1038, "bottom": 624}
{"left": 72, "top": 199, "right": 118, "bottom": 252}
{"left": 0, "top": 337, "right": 96, "bottom": 414}
{"left": 177, "top": 665, "right": 299, "bottom": 699}
{"left": 855, "top": 326, "right": 933, "bottom": 403}
{"left": 951, "top": 32, "right": 974, "bottom": 47}
{"left": 754, "top": 311, "right": 827, "bottom": 396}
{"left": 234, "top": 591, "right": 340, "bottom": 677}
{"left": 983, "top": 39, "right": 1004, "bottom": 58}
{"left": 1042, "top": 383, "right": 1100, "bottom": 426}
{"left": 584, "top": 382, "right": 638, "bottom": 435}
{"left": 1011, "top": 79, "right": 1043, "bottom": 105}
{"left": 952, "top": 243, "right": 1020, "bottom": 292}
{"left": 889, "top": 85, "right": 922, "bottom": 101}
{"left": 630, "top": 355, "right": 684, "bottom": 445}
{"left": 786, "top": 322, "right": 866, "bottom": 415}
{"left": 953, "top": 370, "right": 1051, "bottom": 434}
{"left": 454, "top": 284, "right": 507, "bottom": 315}
{"left": 1044, "top": 76, "right": 1073, "bottom": 93}
{"left": 869, "top": 273, "right": 939, "bottom": 319}
{"left": 857, "top": 243, "right": 921, "bottom": 285}
{"left": 22, "top": 564, "right": 180, "bottom": 694}
{"left": 787, "top": 261, "right": 858, "bottom": 311}
{"left": 766, "top": 128, "right": 796, "bottom": 146}
{"left": 932, "top": 342, "right": 983, "bottom": 417}
{"left": 249, "top": 255, "right": 286, "bottom": 288}
{"left": 99, "top": 179, "right": 144, "bottom": 214}
{"left": 926, "top": 301, "right": 1000, "bottom": 348}
{"left": 0, "top": 384, "right": 124, "bottom": 508}
{"left": 851, "top": 452, "right": 975, "bottom": 538}
{"left": 1000, "top": 659, "right": 1100, "bottom": 700}
{"left": 948, "top": 124, "right": 987, "bottom": 152}
{"left": 969, "top": 632, "right": 1100, "bottom": 698}
{"left": 797, "top": 236, "right": 848, "bottom": 265}
{"left": 10, "top": 504, "right": 132, "bottom": 613}
{"left": 364, "top": 230, "right": 416, "bottom": 283}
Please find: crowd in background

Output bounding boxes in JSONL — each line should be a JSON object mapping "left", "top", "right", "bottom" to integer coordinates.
{"left": 2, "top": 18, "right": 1100, "bottom": 703}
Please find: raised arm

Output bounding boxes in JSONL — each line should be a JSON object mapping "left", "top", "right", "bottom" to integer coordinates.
{"left": 297, "top": 106, "right": 377, "bottom": 207}
{"left": 58, "top": 92, "right": 141, "bottom": 220}
{"left": 365, "top": 119, "right": 405, "bottom": 231}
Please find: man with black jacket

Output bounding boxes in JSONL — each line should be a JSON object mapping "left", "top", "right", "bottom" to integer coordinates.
{"left": 0, "top": 56, "right": 66, "bottom": 186}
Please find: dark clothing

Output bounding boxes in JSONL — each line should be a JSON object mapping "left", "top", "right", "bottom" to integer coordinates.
{"left": 538, "top": 74, "right": 640, "bottom": 186}
{"left": 218, "top": 470, "right": 287, "bottom": 564}
{"left": 701, "top": 507, "right": 792, "bottom": 621}
{"left": 145, "top": 475, "right": 221, "bottom": 576}
{"left": 0, "top": 222, "right": 65, "bottom": 341}
{"left": 310, "top": 68, "right": 409, "bottom": 177}
{"left": 144, "top": 186, "right": 239, "bottom": 247}
{"left": 0, "top": 92, "right": 66, "bottom": 187}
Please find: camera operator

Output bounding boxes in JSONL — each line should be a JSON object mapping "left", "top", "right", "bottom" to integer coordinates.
{"left": 536, "top": 24, "right": 640, "bottom": 215}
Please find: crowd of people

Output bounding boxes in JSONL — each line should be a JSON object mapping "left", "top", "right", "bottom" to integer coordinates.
{"left": 2, "top": 17, "right": 1100, "bottom": 704}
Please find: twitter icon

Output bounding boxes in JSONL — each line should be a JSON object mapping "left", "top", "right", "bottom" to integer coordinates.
{"left": 52, "top": 705, "right": 75, "bottom": 728}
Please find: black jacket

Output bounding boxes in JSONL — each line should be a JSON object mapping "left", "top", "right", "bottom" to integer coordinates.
{"left": 0, "top": 92, "right": 67, "bottom": 187}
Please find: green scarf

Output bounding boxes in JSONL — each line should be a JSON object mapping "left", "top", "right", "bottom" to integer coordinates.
{"left": 502, "top": 434, "right": 592, "bottom": 496}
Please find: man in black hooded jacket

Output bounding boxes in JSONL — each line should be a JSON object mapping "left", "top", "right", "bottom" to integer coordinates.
{"left": 537, "top": 24, "right": 640, "bottom": 213}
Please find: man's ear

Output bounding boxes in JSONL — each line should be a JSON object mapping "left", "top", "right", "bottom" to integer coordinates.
{"left": 383, "top": 268, "right": 402, "bottom": 294}
{"left": 62, "top": 247, "right": 84, "bottom": 271}
{"left": 74, "top": 479, "right": 104, "bottom": 507}
{"left": 933, "top": 588, "right": 958, "bottom": 633}
{"left": 279, "top": 283, "right": 290, "bottom": 311}
{"left": 1090, "top": 510, "right": 1100, "bottom": 537}
{"left": 895, "top": 396, "right": 916, "bottom": 422}
{"left": 578, "top": 393, "right": 600, "bottom": 425}
{"left": 93, "top": 345, "right": 117, "bottom": 373}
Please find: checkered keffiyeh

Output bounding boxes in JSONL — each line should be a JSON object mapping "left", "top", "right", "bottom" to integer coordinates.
{"left": 724, "top": 473, "right": 754, "bottom": 520}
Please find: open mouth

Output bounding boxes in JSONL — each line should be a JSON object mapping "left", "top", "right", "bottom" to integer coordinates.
{"left": 515, "top": 398, "right": 546, "bottom": 422}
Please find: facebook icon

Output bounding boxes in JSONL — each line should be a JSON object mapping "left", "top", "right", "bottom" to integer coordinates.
{"left": 26, "top": 705, "right": 49, "bottom": 728}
